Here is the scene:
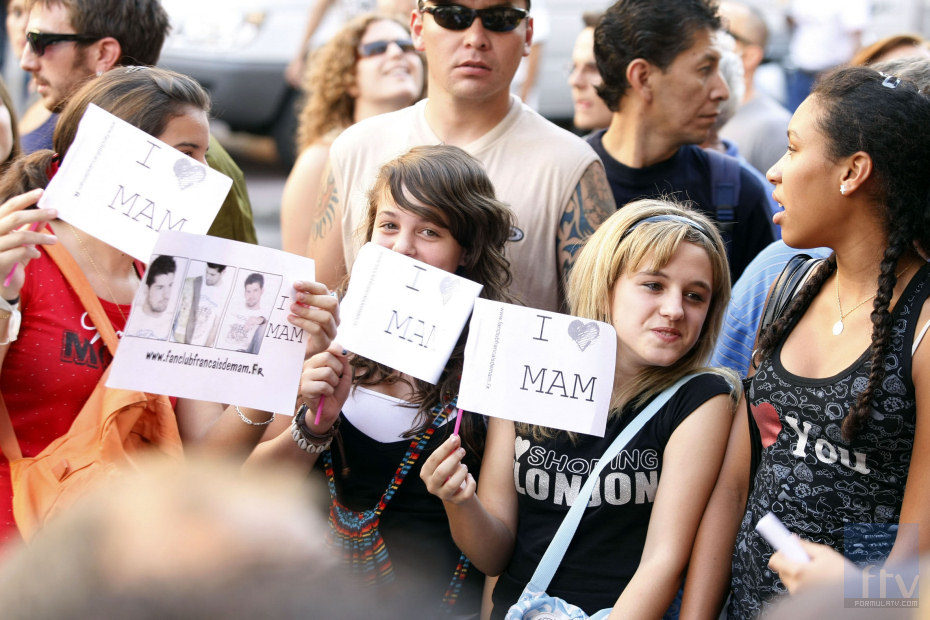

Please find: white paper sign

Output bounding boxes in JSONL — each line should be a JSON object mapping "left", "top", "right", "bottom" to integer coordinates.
{"left": 40, "top": 104, "right": 232, "bottom": 262}
{"left": 336, "top": 243, "right": 483, "bottom": 384}
{"left": 107, "top": 231, "right": 315, "bottom": 413}
{"left": 458, "top": 299, "right": 617, "bottom": 436}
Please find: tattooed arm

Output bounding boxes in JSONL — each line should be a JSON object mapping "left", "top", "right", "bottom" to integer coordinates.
{"left": 304, "top": 161, "right": 347, "bottom": 291}
{"left": 558, "top": 160, "right": 615, "bottom": 283}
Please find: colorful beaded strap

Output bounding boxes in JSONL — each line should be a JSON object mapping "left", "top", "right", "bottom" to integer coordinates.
{"left": 322, "top": 397, "right": 471, "bottom": 612}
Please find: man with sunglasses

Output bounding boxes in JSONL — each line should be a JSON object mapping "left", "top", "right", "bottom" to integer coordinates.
{"left": 587, "top": 0, "right": 773, "bottom": 282}
{"left": 18, "top": 0, "right": 165, "bottom": 152}
{"left": 17, "top": 0, "right": 257, "bottom": 245}
{"left": 308, "top": 0, "right": 615, "bottom": 313}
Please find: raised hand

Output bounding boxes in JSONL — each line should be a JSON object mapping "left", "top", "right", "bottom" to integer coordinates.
{"left": 0, "top": 189, "right": 57, "bottom": 299}
{"left": 296, "top": 343, "right": 351, "bottom": 433}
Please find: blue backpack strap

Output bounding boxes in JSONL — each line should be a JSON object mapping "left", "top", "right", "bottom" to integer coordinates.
{"left": 704, "top": 149, "right": 741, "bottom": 245}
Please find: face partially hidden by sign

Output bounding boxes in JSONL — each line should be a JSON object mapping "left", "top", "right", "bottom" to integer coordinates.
{"left": 610, "top": 242, "right": 713, "bottom": 382}
{"left": 369, "top": 192, "right": 465, "bottom": 274}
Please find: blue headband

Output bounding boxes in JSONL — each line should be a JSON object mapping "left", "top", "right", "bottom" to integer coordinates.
{"left": 621, "top": 214, "right": 713, "bottom": 241}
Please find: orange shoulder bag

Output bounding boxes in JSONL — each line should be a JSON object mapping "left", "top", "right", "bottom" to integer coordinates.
{"left": 0, "top": 240, "right": 182, "bottom": 541}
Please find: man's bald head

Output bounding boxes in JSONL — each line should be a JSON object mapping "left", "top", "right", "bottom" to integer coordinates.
{"left": 719, "top": 2, "right": 767, "bottom": 49}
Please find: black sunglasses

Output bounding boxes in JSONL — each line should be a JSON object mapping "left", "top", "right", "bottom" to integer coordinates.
{"left": 418, "top": 1, "right": 528, "bottom": 32}
{"left": 358, "top": 38, "right": 417, "bottom": 58}
{"left": 26, "top": 31, "right": 103, "bottom": 56}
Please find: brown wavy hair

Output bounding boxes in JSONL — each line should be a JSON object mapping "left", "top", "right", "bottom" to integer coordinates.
{"left": 296, "top": 13, "right": 417, "bottom": 151}
{"left": 349, "top": 145, "right": 514, "bottom": 454}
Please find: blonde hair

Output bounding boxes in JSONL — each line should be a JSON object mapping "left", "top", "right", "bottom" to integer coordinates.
{"left": 524, "top": 199, "right": 738, "bottom": 441}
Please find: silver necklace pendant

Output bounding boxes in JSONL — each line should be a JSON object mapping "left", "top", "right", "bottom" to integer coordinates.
{"left": 832, "top": 319, "right": 844, "bottom": 336}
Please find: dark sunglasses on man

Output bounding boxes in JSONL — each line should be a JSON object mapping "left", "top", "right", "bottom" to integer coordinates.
{"left": 417, "top": 0, "right": 528, "bottom": 33}
{"left": 25, "top": 30, "right": 103, "bottom": 56}
{"left": 358, "top": 38, "right": 417, "bottom": 58}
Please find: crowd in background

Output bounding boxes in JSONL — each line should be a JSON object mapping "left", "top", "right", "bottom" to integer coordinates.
{"left": 0, "top": 0, "right": 929, "bottom": 618}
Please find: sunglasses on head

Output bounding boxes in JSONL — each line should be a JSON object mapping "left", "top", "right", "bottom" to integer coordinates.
{"left": 358, "top": 38, "right": 417, "bottom": 58}
{"left": 418, "top": 1, "right": 528, "bottom": 33}
{"left": 25, "top": 31, "right": 102, "bottom": 56}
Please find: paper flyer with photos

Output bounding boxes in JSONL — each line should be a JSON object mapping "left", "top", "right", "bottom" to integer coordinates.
{"left": 107, "top": 231, "right": 315, "bottom": 413}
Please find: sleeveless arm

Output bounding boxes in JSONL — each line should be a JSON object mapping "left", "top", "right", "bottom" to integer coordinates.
{"left": 425, "top": 417, "right": 520, "bottom": 576}
{"left": 281, "top": 143, "right": 331, "bottom": 255}
{"left": 610, "top": 393, "right": 733, "bottom": 619}
{"left": 891, "top": 300, "right": 930, "bottom": 561}
{"left": 305, "top": 161, "right": 347, "bottom": 291}
{"left": 679, "top": 395, "right": 753, "bottom": 619}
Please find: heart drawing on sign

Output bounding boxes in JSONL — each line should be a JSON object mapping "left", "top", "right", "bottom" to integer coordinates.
{"left": 174, "top": 158, "right": 206, "bottom": 190}
{"left": 514, "top": 436, "right": 530, "bottom": 460}
{"left": 439, "top": 276, "right": 457, "bottom": 304}
{"left": 567, "top": 319, "right": 599, "bottom": 352}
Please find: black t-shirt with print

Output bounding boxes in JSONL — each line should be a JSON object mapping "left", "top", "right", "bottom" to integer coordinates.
{"left": 491, "top": 373, "right": 731, "bottom": 617}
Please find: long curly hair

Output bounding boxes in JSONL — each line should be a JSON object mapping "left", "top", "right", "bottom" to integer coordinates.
{"left": 753, "top": 66, "right": 930, "bottom": 440}
{"left": 296, "top": 13, "right": 416, "bottom": 151}
{"left": 348, "top": 145, "right": 514, "bottom": 453}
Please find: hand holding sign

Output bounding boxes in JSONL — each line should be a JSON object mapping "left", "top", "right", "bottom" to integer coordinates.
{"left": 458, "top": 299, "right": 617, "bottom": 436}
{"left": 298, "top": 345, "right": 351, "bottom": 432}
{"left": 420, "top": 433, "right": 476, "bottom": 504}
{"left": 336, "top": 243, "right": 483, "bottom": 384}
{"left": 40, "top": 104, "right": 231, "bottom": 263}
{"left": 107, "top": 231, "right": 315, "bottom": 414}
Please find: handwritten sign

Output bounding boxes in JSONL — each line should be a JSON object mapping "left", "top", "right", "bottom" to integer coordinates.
{"left": 40, "top": 104, "right": 231, "bottom": 262}
{"left": 336, "top": 243, "right": 483, "bottom": 384}
{"left": 107, "top": 231, "right": 315, "bottom": 413}
{"left": 458, "top": 299, "right": 617, "bottom": 436}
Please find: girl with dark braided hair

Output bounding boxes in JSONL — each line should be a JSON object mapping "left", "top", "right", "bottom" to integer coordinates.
{"left": 681, "top": 66, "right": 930, "bottom": 618}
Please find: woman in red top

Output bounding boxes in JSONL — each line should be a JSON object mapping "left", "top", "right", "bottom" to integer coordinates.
{"left": 0, "top": 67, "right": 317, "bottom": 545}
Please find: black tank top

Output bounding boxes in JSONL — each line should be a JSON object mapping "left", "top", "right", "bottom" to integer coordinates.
{"left": 729, "top": 263, "right": 930, "bottom": 618}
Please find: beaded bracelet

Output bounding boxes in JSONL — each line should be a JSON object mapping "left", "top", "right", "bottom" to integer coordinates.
{"left": 291, "top": 402, "right": 339, "bottom": 454}
{"left": 235, "top": 405, "right": 275, "bottom": 427}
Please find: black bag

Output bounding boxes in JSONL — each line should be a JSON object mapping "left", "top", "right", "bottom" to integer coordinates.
{"left": 747, "top": 253, "right": 824, "bottom": 489}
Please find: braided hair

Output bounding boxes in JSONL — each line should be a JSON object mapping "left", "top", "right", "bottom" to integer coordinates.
{"left": 754, "top": 67, "right": 930, "bottom": 440}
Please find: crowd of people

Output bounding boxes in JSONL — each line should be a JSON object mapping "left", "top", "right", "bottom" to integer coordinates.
{"left": 0, "top": 0, "right": 929, "bottom": 618}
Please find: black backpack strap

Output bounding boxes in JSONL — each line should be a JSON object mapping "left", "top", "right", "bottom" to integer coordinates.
{"left": 758, "top": 253, "right": 823, "bottom": 338}
{"left": 705, "top": 149, "right": 741, "bottom": 244}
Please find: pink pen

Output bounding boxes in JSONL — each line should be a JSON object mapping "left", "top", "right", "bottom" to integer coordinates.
{"left": 3, "top": 222, "right": 42, "bottom": 287}
{"left": 453, "top": 408, "right": 464, "bottom": 436}
{"left": 314, "top": 396, "right": 325, "bottom": 425}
